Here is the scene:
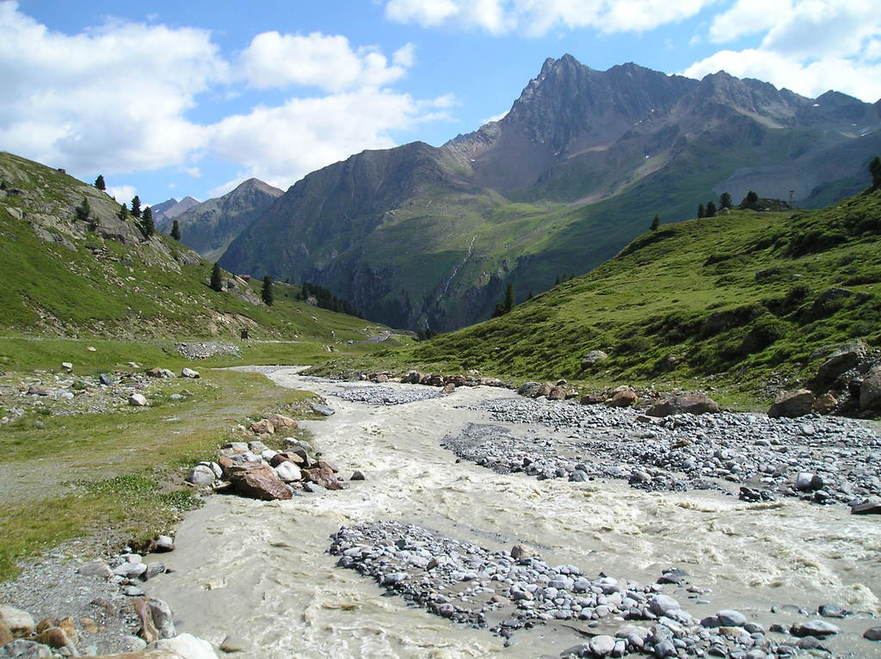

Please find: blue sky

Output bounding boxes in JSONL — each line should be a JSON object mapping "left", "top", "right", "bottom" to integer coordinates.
{"left": 2, "top": 0, "right": 880, "bottom": 207}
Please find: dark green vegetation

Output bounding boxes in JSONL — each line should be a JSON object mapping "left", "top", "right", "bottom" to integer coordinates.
{"left": 219, "top": 56, "right": 881, "bottom": 332}
{"left": 354, "top": 189, "right": 881, "bottom": 402}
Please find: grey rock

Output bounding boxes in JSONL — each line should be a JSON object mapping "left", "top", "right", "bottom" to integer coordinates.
{"left": 350, "top": 470, "right": 366, "bottom": 481}
{"left": 817, "top": 603, "right": 846, "bottom": 618}
{"left": 864, "top": 627, "right": 881, "bottom": 641}
{"left": 715, "top": 609, "right": 747, "bottom": 626}
{"left": 128, "top": 393, "right": 148, "bottom": 407}
{"left": 581, "top": 350, "right": 609, "bottom": 368}
{"left": 649, "top": 595, "right": 680, "bottom": 617}
{"left": 588, "top": 635, "right": 616, "bottom": 656}
{"left": 77, "top": 560, "right": 112, "bottom": 578}
{"left": 155, "top": 535, "right": 175, "bottom": 552}
{"left": 146, "top": 598, "right": 176, "bottom": 639}
{"left": 185, "top": 465, "right": 216, "bottom": 486}
{"left": 310, "top": 402, "right": 335, "bottom": 416}
{"left": 790, "top": 620, "right": 839, "bottom": 637}
{"left": 0, "top": 640, "right": 53, "bottom": 658}
{"left": 274, "top": 461, "right": 302, "bottom": 482}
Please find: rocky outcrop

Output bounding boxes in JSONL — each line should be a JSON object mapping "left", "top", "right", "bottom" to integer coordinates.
{"left": 647, "top": 395, "right": 719, "bottom": 417}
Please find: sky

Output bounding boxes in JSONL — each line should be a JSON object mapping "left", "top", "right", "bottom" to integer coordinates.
{"left": 1, "top": 0, "right": 880, "bottom": 207}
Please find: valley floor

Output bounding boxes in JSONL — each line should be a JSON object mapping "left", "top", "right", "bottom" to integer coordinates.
{"left": 142, "top": 370, "right": 880, "bottom": 658}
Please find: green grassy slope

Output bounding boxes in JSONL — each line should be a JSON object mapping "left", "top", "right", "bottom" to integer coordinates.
{"left": 401, "top": 189, "right": 881, "bottom": 393}
{"left": 0, "top": 152, "right": 389, "bottom": 346}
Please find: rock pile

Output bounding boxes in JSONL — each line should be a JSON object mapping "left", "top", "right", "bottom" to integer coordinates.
{"left": 329, "top": 521, "right": 872, "bottom": 657}
{"left": 184, "top": 414, "right": 359, "bottom": 499}
{"left": 331, "top": 385, "right": 444, "bottom": 406}
{"left": 175, "top": 342, "right": 240, "bottom": 360}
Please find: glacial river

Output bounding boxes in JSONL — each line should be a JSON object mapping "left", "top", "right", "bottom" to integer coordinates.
{"left": 147, "top": 368, "right": 881, "bottom": 658}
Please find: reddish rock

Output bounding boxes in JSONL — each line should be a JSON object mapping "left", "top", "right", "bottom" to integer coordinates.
{"left": 768, "top": 389, "right": 815, "bottom": 418}
{"left": 303, "top": 465, "right": 344, "bottom": 490}
{"left": 0, "top": 621, "right": 13, "bottom": 645}
{"left": 813, "top": 392, "right": 838, "bottom": 414}
{"left": 580, "top": 392, "right": 606, "bottom": 405}
{"left": 648, "top": 394, "right": 720, "bottom": 417}
{"left": 547, "top": 386, "right": 567, "bottom": 400}
{"left": 269, "top": 452, "right": 303, "bottom": 467}
{"left": 441, "top": 383, "right": 456, "bottom": 394}
{"left": 606, "top": 387, "right": 638, "bottom": 408}
{"left": 36, "top": 627, "right": 73, "bottom": 649}
{"left": 229, "top": 465, "right": 292, "bottom": 500}
{"left": 249, "top": 419, "right": 275, "bottom": 434}
{"left": 133, "top": 599, "right": 159, "bottom": 643}
{"left": 266, "top": 414, "right": 297, "bottom": 429}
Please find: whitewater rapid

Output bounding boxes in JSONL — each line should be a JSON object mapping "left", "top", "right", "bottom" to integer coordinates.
{"left": 146, "top": 369, "right": 881, "bottom": 658}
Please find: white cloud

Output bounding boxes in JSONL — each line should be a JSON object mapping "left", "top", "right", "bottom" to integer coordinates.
{"left": 0, "top": 1, "right": 225, "bottom": 177}
{"left": 209, "top": 91, "right": 455, "bottom": 190}
{"left": 106, "top": 185, "right": 137, "bottom": 204}
{"left": 708, "top": 0, "right": 793, "bottom": 43}
{"left": 384, "top": 0, "right": 715, "bottom": 35}
{"left": 238, "top": 31, "right": 411, "bottom": 91}
{"left": 686, "top": 0, "right": 881, "bottom": 101}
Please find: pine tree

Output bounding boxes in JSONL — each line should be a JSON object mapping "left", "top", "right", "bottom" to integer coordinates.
{"left": 720, "top": 192, "right": 732, "bottom": 209}
{"left": 261, "top": 275, "right": 274, "bottom": 306}
{"left": 697, "top": 203, "right": 705, "bottom": 218}
{"left": 170, "top": 219, "right": 181, "bottom": 241}
{"left": 130, "top": 195, "right": 141, "bottom": 219}
{"left": 118, "top": 202, "right": 128, "bottom": 220}
{"left": 705, "top": 201, "right": 717, "bottom": 217}
{"left": 209, "top": 263, "right": 223, "bottom": 292}
{"left": 740, "top": 190, "right": 759, "bottom": 209}
{"left": 75, "top": 196, "right": 91, "bottom": 221}
{"left": 650, "top": 214, "right": 660, "bottom": 231}
{"left": 503, "top": 283, "right": 514, "bottom": 313}
{"left": 140, "top": 206, "right": 154, "bottom": 237}
{"left": 870, "top": 156, "right": 881, "bottom": 189}
{"left": 94, "top": 175, "right": 105, "bottom": 190}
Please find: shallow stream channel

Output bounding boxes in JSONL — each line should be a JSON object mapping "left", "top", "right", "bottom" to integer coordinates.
{"left": 147, "top": 367, "right": 881, "bottom": 658}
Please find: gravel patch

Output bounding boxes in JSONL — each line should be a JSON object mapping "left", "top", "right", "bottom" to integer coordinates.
{"left": 330, "top": 521, "right": 821, "bottom": 657}
{"left": 329, "top": 385, "right": 443, "bottom": 406}
{"left": 450, "top": 398, "right": 881, "bottom": 505}
{"left": 176, "top": 342, "right": 240, "bottom": 360}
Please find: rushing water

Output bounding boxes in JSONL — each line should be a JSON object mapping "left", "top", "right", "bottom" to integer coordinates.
{"left": 147, "top": 369, "right": 881, "bottom": 658}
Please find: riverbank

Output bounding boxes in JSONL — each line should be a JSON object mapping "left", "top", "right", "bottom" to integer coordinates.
{"left": 144, "top": 369, "right": 881, "bottom": 658}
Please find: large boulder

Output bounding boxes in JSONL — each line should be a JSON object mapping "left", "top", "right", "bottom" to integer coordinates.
{"left": 229, "top": 464, "right": 292, "bottom": 500}
{"left": 517, "top": 382, "right": 551, "bottom": 398}
{"left": 647, "top": 395, "right": 719, "bottom": 417}
{"left": 547, "top": 385, "right": 567, "bottom": 400}
{"left": 302, "top": 465, "right": 344, "bottom": 491}
{"left": 265, "top": 414, "right": 297, "bottom": 429}
{"left": 606, "top": 386, "right": 638, "bottom": 408}
{"left": 859, "top": 366, "right": 881, "bottom": 411}
{"left": 581, "top": 350, "right": 609, "bottom": 369}
{"left": 811, "top": 339, "right": 868, "bottom": 390}
{"left": 147, "top": 634, "right": 218, "bottom": 659}
{"left": 0, "top": 606, "right": 35, "bottom": 638}
{"left": 768, "top": 389, "right": 815, "bottom": 418}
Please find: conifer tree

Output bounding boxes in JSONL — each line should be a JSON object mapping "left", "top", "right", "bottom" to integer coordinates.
{"left": 141, "top": 206, "right": 154, "bottom": 237}
{"left": 94, "top": 175, "right": 105, "bottom": 190}
{"left": 130, "top": 195, "right": 141, "bottom": 218}
{"left": 740, "top": 190, "right": 759, "bottom": 209}
{"left": 650, "top": 214, "right": 660, "bottom": 231}
{"left": 170, "top": 219, "right": 181, "bottom": 241}
{"left": 118, "top": 202, "right": 128, "bottom": 220}
{"left": 503, "top": 282, "right": 514, "bottom": 313}
{"left": 720, "top": 192, "right": 732, "bottom": 209}
{"left": 870, "top": 156, "right": 881, "bottom": 189}
{"left": 697, "top": 203, "right": 705, "bottom": 218}
{"left": 705, "top": 201, "right": 717, "bottom": 217}
{"left": 75, "top": 196, "right": 91, "bottom": 221}
{"left": 210, "top": 263, "right": 223, "bottom": 292}
{"left": 261, "top": 275, "right": 274, "bottom": 306}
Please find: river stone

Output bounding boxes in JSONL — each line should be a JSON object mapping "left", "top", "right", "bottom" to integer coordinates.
{"left": 0, "top": 640, "right": 52, "bottom": 658}
{"left": 185, "top": 465, "right": 215, "bottom": 486}
{"left": 266, "top": 413, "right": 297, "bottom": 429}
{"left": 229, "top": 465, "right": 292, "bottom": 500}
{"left": 790, "top": 620, "right": 840, "bottom": 637}
{"left": 517, "top": 382, "right": 551, "bottom": 398}
{"left": 147, "top": 633, "right": 217, "bottom": 659}
{"left": 510, "top": 544, "right": 535, "bottom": 561}
{"left": 274, "top": 461, "right": 302, "bottom": 482}
{"left": 817, "top": 603, "right": 846, "bottom": 618}
{"left": 99, "top": 373, "right": 114, "bottom": 386}
{"left": 180, "top": 368, "right": 200, "bottom": 379}
{"left": 34, "top": 627, "right": 71, "bottom": 650}
{"left": 606, "top": 386, "right": 638, "bottom": 408}
{"left": 220, "top": 634, "right": 250, "bottom": 653}
{"left": 78, "top": 560, "right": 112, "bottom": 578}
{"left": 768, "top": 389, "right": 814, "bottom": 418}
{"left": 647, "top": 395, "right": 719, "bottom": 417}
{"left": 351, "top": 470, "right": 366, "bottom": 481}
{"left": 588, "top": 634, "right": 616, "bottom": 657}
{"left": 716, "top": 610, "right": 747, "bottom": 626}
{"left": 310, "top": 402, "right": 335, "bottom": 416}
{"left": 129, "top": 393, "right": 148, "bottom": 407}
{"left": 303, "top": 465, "right": 344, "bottom": 490}
{"left": 249, "top": 419, "right": 275, "bottom": 434}
{"left": 145, "top": 599, "right": 176, "bottom": 639}
{"left": 851, "top": 500, "right": 881, "bottom": 515}
{"left": 113, "top": 562, "right": 147, "bottom": 578}
{"left": 0, "top": 607, "right": 35, "bottom": 637}
{"left": 865, "top": 627, "right": 881, "bottom": 641}
{"left": 60, "top": 362, "right": 73, "bottom": 372}
{"left": 649, "top": 595, "right": 680, "bottom": 617}
{"left": 155, "top": 535, "right": 175, "bottom": 552}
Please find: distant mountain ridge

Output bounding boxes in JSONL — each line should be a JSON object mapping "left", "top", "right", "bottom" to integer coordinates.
{"left": 219, "top": 55, "right": 881, "bottom": 332}
{"left": 161, "top": 180, "right": 283, "bottom": 262}
{"left": 154, "top": 196, "right": 200, "bottom": 227}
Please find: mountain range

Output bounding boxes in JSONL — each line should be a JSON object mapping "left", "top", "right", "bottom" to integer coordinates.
{"left": 153, "top": 196, "right": 200, "bottom": 226}
{"left": 171, "top": 55, "right": 880, "bottom": 331}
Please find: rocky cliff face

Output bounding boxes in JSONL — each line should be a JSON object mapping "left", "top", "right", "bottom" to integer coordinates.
{"left": 218, "top": 55, "right": 881, "bottom": 332}
{"left": 168, "top": 180, "right": 282, "bottom": 262}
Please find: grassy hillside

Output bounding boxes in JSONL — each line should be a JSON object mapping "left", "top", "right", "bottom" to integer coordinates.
{"left": 0, "top": 152, "right": 391, "bottom": 348}
{"left": 373, "top": 189, "right": 881, "bottom": 397}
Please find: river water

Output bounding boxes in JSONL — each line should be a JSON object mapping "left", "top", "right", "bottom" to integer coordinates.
{"left": 147, "top": 369, "right": 881, "bottom": 658}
